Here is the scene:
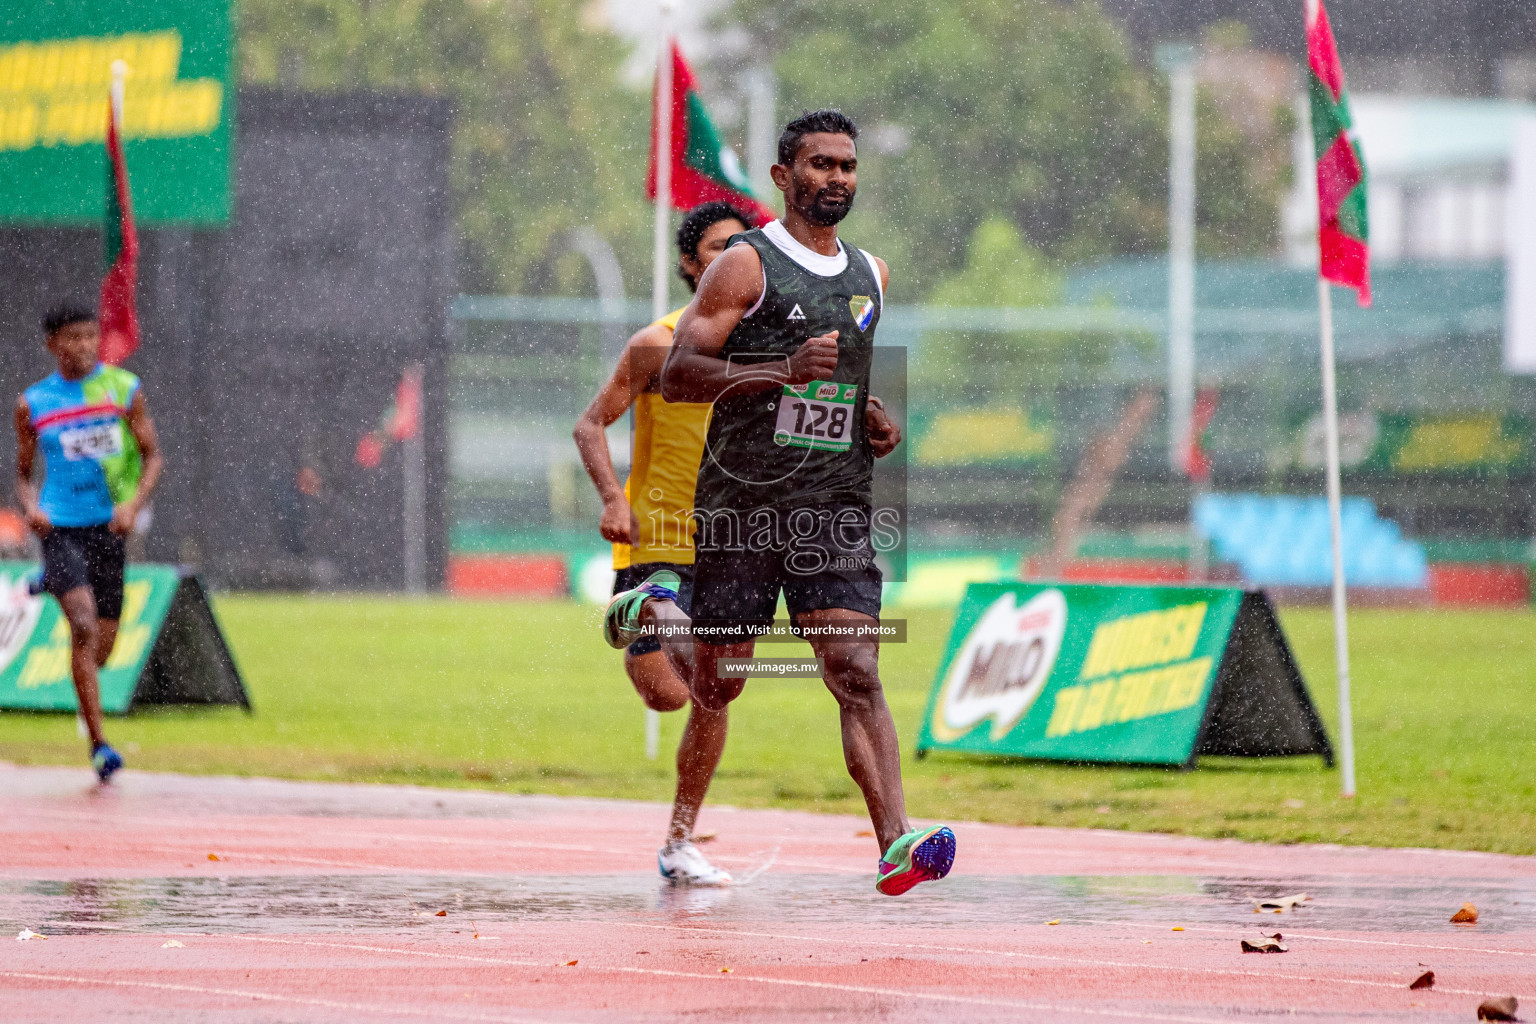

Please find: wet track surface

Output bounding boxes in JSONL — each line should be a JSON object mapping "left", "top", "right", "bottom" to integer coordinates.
{"left": 2, "top": 763, "right": 1533, "bottom": 1022}
{"left": 7, "top": 871, "right": 1536, "bottom": 937}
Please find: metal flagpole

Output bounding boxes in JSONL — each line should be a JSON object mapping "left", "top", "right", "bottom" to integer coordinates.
{"left": 403, "top": 431, "right": 426, "bottom": 594}
{"left": 1317, "top": 276, "right": 1356, "bottom": 797}
{"left": 1159, "top": 46, "right": 1197, "bottom": 476}
{"left": 110, "top": 60, "right": 127, "bottom": 124}
{"left": 403, "top": 364, "right": 427, "bottom": 594}
{"left": 643, "top": 2, "right": 675, "bottom": 760}
{"left": 651, "top": 6, "right": 674, "bottom": 324}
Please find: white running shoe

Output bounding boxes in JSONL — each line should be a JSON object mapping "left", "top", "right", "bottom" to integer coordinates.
{"left": 658, "top": 841, "right": 733, "bottom": 886}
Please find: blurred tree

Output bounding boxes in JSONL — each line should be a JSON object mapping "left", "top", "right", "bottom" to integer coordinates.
{"left": 721, "top": 0, "right": 1290, "bottom": 299}
{"left": 929, "top": 218, "right": 1062, "bottom": 308}
{"left": 241, "top": 0, "right": 650, "bottom": 294}
{"left": 921, "top": 217, "right": 1126, "bottom": 400}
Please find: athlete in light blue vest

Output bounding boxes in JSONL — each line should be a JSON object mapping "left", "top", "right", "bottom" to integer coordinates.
{"left": 14, "top": 303, "right": 164, "bottom": 782}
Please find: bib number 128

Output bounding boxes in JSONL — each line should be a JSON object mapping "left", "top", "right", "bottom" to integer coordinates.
{"left": 773, "top": 381, "right": 857, "bottom": 452}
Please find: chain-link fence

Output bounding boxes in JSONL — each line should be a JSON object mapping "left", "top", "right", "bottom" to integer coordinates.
{"left": 450, "top": 257, "right": 1528, "bottom": 556}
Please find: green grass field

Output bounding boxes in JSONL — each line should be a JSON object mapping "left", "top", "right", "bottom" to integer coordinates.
{"left": 0, "top": 596, "right": 1531, "bottom": 854}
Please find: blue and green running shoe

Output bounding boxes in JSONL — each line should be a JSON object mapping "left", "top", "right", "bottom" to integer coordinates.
{"left": 602, "top": 569, "right": 680, "bottom": 649}
{"left": 875, "top": 824, "right": 955, "bottom": 896}
{"left": 90, "top": 743, "right": 123, "bottom": 783}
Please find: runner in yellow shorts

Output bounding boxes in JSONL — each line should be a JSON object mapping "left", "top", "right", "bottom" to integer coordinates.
{"left": 573, "top": 201, "right": 751, "bottom": 885}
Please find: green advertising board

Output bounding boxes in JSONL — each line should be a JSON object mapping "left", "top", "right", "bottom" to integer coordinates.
{"left": 0, "top": 0, "right": 232, "bottom": 224}
{"left": 916, "top": 582, "right": 1332, "bottom": 767}
{"left": 0, "top": 562, "right": 246, "bottom": 713}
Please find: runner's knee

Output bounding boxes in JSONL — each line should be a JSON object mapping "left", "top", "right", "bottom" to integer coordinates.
{"left": 626, "top": 651, "right": 690, "bottom": 712}
{"left": 68, "top": 617, "right": 99, "bottom": 650}
{"left": 821, "top": 644, "right": 881, "bottom": 708}
{"left": 693, "top": 673, "right": 745, "bottom": 711}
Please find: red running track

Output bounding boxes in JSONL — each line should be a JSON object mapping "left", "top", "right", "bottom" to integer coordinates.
{"left": 1, "top": 762, "right": 1531, "bottom": 1022}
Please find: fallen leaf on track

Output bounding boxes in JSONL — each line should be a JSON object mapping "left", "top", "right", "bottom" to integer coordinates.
{"left": 207, "top": 853, "right": 221, "bottom": 862}
{"left": 1045, "top": 919, "right": 1060, "bottom": 926}
{"left": 435, "top": 910, "right": 448, "bottom": 917}
{"left": 1452, "top": 903, "right": 1479, "bottom": 924}
{"left": 1477, "top": 995, "right": 1519, "bottom": 1021}
{"left": 1171, "top": 926, "right": 1184, "bottom": 932}
{"left": 16, "top": 929, "right": 46, "bottom": 942}
{"left": 720, "top": 967, "right": 732, "bottom": 973}
{"left": 162, "top": 940, "right": 184, "bottom": 948}
{"left": 855, "top": 830, "right": 873, "bottom": 838}
{"left": 564, "top": 960, "right": 578, "bottom": 966}
{"left": 1253, "top": 894, "right": 1311, "bottom": 913}
{"left": 1240, "top": 939, "right": 1287, "bottom": 953}
{"left": 1410, "top": 971, "right": 1434, "bottom": 990}
{"left": 693, "top": 832, "right": 718, "bottom": 843}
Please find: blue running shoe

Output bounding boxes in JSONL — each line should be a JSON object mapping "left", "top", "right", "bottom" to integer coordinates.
{"left": 91, "top": 743, "right": 123, "bottom": 783}
{"left": 875, "top": 825, "right": 955, "bottom": 896}
{"left": 602, "top": 569, "right": 680, "bottom": 649}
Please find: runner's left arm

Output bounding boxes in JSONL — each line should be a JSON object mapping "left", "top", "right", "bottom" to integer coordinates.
{"left": 864, "top": 258, "right": 901, "bottom": 458}
{"left": 13, "top": 397, "right": 49, "bottom": 536}
{"left": 111, "top": 390, "right": 163, "bottom": 536}
{"left": 865, "top": 396, "right": 902, "bottom": 459}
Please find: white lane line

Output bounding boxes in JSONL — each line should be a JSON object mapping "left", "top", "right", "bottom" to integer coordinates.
{"left": 608, "top": 921, "right": 1531, "bottom": 1001}
{"left": 201, "top": 933, "right": 1239, "bottom": 1024}
{"left": 0, "top": 969, "right": 565, "bottom": 1024}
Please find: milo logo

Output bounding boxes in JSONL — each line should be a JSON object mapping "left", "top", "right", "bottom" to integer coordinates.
{"left": 786, "top": 383, "right": 810, "bottom": 396}
{"left": 930, "top": 589, "right": 1067, "bottom": 742}
{"left": 816, "top": 383, "right": 840, "bottom": 399}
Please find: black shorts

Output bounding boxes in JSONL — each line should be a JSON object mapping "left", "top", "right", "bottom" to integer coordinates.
{"left": 41, "top": 524, "right": 126, "bottom": 620}
{"left": 690, "top": 503, "right": 883, "bottom": 643}
{"left": 613, "top": 562, "right": 694, "bottom": 656}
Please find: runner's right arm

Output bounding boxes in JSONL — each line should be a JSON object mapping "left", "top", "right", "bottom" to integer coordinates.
{"left": 12, "top": 397, "right": 48, "bottom": 536}
{"left": 573, "top": 324, "right": 672, "bottom": 545}
{"left": 663, "top": 245, "right": 839, "bottom": 404}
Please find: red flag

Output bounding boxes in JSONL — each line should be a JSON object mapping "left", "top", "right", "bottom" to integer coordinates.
{"left": 1183, "top": 388, "right": 1220, "bottom": 484}
{"left": 356, "top": 364, "right": 424, "bottom": 468}
{"left": 355, "top": 433, "right": 385, "bottom": 469}
{"left": 647, "top": 43, "right": 775, "bottom": 224}
{"left": 1306, "top": 0, "right": 1370, "bottom": 306}
{"left": 99, "top": 94, "right": 140, "bottom": 364}
{"left": 388, "top": 364, "right": 423, "bottom": 442}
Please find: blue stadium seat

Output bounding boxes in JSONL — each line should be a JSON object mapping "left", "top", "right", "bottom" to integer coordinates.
{"left": 1192, "top": 493, "right": 1428, "bottom": 588}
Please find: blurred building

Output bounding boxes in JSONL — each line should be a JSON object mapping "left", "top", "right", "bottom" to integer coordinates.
{"left": 1104, "top": 0, "right": 1536, "bottom": 100}
{"left": 0, "top": 90, "right": 454, "bottom": 591}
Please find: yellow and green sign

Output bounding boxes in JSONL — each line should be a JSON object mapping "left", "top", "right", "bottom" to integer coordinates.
{"left": 917, "top": 582, "right": 1332, "bottom": 767}
{"left": 0, "top": 562, "right": 246, "bottom": 713}
{"left": 0, "top": 0, "right": 232, "bottom": 224}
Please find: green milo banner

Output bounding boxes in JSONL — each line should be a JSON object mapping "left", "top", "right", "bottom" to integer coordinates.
{"left": 0, "top": 0, "right": 232, "bottom": 224}
{"left": 917, "top": 582, "right": 1332, "bottom": 767}
{"left": 0, "top": 561, "right": 246, "bottom": 713}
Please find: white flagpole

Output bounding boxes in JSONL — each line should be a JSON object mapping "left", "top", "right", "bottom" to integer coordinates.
{"left": 650, "top": 7, "right": 674, "bottom": 323}
{"left": 1317, "top": 276, "right": 1356, "bottom": 797}
{"left": 110, "top": 60, "right": 127, "bottom": 123}
{"left": 643, "top": 4, "right": 675, "bottom": 760}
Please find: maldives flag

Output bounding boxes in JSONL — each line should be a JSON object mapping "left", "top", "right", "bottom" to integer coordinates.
{"left": 356, "top": 364, "right": 424, "bottom": 468}
{"left": 647, "top": 42, "right": 775, "bottom": 224}
{"left": 1183, "top": 388, "right": 1220, "bottom": 484}
{"left": 1306, "top": 0, "right": 1370, "bottom": 306}
{"left": 99, "top": 95, "right": 140, "bottom": 364}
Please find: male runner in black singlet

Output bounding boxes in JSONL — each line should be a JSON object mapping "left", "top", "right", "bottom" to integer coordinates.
{"left": 603, "top": 110, "right": 953, "bottom": 895}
